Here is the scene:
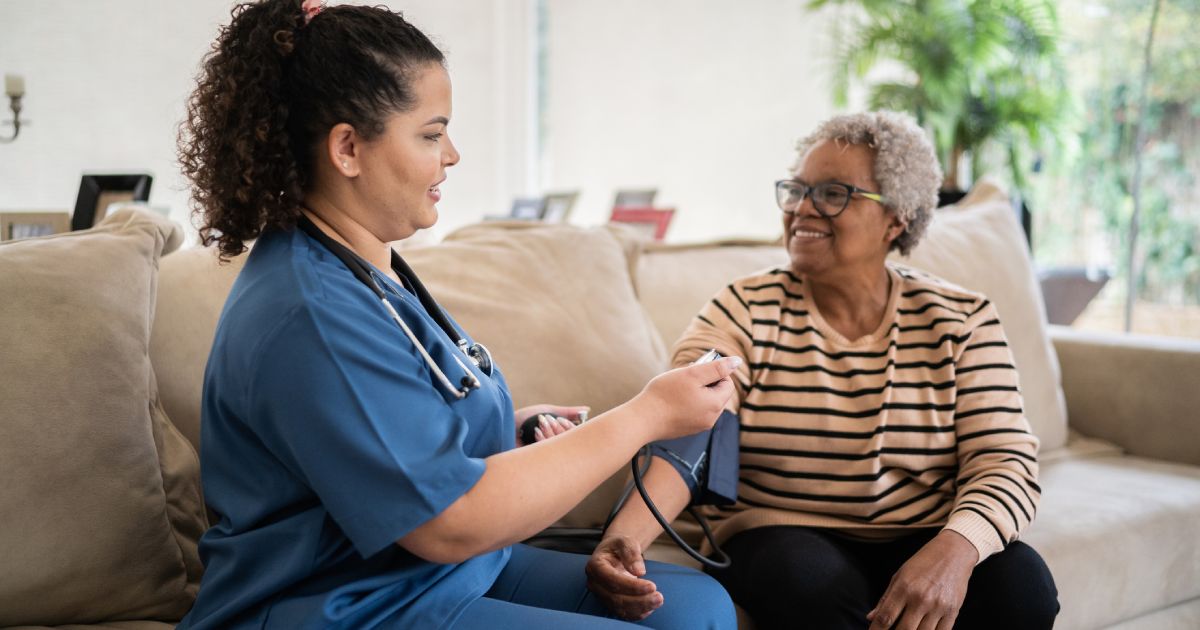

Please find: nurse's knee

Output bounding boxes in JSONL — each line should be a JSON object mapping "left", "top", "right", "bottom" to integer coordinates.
{"left": 644, "top": 563, "right": 736, "bottom": 630}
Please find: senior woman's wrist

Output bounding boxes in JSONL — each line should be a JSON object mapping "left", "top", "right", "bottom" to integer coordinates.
{"left": 933, "top": 529, "right": 980, "bottom": 566}
{"left": 942, "top": 512, "right": 1001, "bottom": 565}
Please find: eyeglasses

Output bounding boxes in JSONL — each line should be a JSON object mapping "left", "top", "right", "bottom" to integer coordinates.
{"left": 774, "top": 180, "right": 888, "bottom": 219}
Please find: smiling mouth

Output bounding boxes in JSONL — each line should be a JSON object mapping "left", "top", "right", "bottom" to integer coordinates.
{"left": 428, "top": 178, "right": 445, "bottom": 199}
{"left": 791, "top": 228, "right": 831, "bottom": 239}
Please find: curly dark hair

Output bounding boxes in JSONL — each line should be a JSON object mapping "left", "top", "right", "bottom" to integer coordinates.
{"left": 178, "top": 0, "right": 445, "bottom": 259}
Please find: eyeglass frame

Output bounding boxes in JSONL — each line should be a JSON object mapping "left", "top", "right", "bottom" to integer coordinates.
{"left": 774, "top": 179, "right": 889, "bottom": 219}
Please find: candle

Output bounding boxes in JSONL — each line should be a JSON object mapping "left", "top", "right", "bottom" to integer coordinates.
{"left": 5, "top": 74, "right": 25, "bottom": 97}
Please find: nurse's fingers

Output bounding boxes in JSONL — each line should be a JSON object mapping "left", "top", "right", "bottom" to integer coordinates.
{"left": 699, "top": 356, "right": 742, "bottom": 387}
{"left": 539, "top": 415, "right": 564, "bottom": 438}
{"left": 520, "top": 404, "right": 591, "bottom": 423}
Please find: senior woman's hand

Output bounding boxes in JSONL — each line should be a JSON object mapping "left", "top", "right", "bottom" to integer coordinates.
{"left": 585, "top": 535, "right": 662, "bottom": 620}
{"left": 867, "top": 530, "right": 978, "bottom": 630}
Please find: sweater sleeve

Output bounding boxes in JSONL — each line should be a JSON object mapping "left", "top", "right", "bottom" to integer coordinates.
{"left": 669, "top": 282, "right": 756, "bottom": 414}
{"left": 943, "top": 298, "right": 1042, "bottom": 564}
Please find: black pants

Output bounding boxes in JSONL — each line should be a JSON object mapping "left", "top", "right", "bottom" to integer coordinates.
{"left": 705, "top": 526, "right": 1058, "bottom": 630}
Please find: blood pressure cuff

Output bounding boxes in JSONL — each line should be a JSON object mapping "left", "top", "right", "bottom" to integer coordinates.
{"left": 648, "top": 409, "right": 739, "bottom": 506}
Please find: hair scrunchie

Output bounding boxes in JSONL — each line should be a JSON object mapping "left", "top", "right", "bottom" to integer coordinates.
{"left": 301, "top": 0, "right": 323, "bottom": 25}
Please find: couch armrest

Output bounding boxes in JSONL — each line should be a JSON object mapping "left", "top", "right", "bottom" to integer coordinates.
{"left": 1050, "top": 325, "right": 1200, "bottom": 467}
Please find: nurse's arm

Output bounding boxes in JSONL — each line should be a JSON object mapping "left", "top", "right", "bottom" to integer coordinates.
{"left": 397, "top": 356, "right": 739, "bottom": 564}
{"left": 397, "top": 398, "right": 657, "bottom": 564}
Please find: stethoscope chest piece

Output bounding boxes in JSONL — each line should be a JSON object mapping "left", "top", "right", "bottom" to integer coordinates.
{"left": 461, "top": 339, "right": 494, "bottom": 377}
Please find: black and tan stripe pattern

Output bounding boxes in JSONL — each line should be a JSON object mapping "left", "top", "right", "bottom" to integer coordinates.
{"left": 674, "top": 263, "right": 1040, "bottom": 562}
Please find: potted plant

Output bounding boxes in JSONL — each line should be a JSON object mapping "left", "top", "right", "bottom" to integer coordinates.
{"left": 809, "top": 0, "right": 1069, "bottom": 212}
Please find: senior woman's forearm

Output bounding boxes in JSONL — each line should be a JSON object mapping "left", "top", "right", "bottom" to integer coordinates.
{"left": 397, "top": 401, "right": 659, "bottom": 563}
{"left": 948, "top": 299, "right": 1042, "bottom": 562}
{"left": 604, "top": 456, "right": 692, "bottom": 550}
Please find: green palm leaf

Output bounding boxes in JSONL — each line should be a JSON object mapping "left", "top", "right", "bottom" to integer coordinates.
{"left": 810, "top": 0, "right": 1068, "bottom": 189}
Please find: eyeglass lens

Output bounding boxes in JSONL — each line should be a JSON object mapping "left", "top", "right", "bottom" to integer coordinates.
{"left": 777, "top": 182, "right": 852, "bottom": 217}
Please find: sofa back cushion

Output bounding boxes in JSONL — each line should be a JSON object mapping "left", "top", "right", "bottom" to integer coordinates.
{"left": 421, "top": 222, "right": 668, "bottom": 412}
{"left": 893, "top": 180, "right": 1068, "bottom": 450}
{"left": 634, "top": 239, "right": 790, "bottom": 347}
{"left": 0, "top": 209, "right": 207, "bottom": 626}
{"left": 152, "top": 247, "right": 247, "bottom": 451}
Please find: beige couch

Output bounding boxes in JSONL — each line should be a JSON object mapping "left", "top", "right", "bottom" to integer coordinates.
{"left": 2, "top": 183, "right": 1199, "bottom": 629}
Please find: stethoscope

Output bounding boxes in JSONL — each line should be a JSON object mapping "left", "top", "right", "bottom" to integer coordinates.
{"left": 296, "top": 213, "right": 494, "bottom": 399}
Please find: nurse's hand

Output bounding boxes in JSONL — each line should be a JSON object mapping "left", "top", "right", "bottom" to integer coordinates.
{"left": 634, "top": 356, "right": 741, "bottom": 442}
{"left": 515, "top": 404, "right": 589, "bottom": 446}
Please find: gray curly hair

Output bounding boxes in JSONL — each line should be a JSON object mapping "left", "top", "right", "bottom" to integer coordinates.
{"left": 793, "top": 111, "right": 942, "bottom": 255}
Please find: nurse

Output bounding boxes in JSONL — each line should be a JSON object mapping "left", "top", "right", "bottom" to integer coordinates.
{"left": 175, "top": 1, "right": 740, "bottom": 629}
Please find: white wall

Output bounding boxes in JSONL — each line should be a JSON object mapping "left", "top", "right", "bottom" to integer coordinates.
{"left": 1, "top": 0, "right": 843, "bottom": 244}
{"left": 0, "top": 0, "right": 536, "bottom": 241}
{"left": 542, "top": 0, "right": 841, "bottom": 242}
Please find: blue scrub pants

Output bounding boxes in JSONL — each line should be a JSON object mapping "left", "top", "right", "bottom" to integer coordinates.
{"left": 449, "top": 544, "right": 736, "bottom": 629}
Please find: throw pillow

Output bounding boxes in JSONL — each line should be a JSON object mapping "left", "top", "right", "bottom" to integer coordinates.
{"left": 893, "top": 179, "right": 1069, "bottom": 451}
{"left": 0, "top": 208, "right": 206, "bottom": 625}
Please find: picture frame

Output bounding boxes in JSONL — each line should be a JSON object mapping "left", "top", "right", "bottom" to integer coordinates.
{"left": 71, "top": 173, "right": 153, "bottom": 231}
{"left": 508, "top": 196, "right": 547, "bottom": 221}
{"left": 0, "top": 211, "right": 71, "bottom": 241}
{"left": 609, "top": 206, "right": 675, "bottom": 241}
{"left": 613, "top": 188, "right": 658, "bottom": 209}
{"left": 541, "top": 191, "right": 579, "bottom": 223}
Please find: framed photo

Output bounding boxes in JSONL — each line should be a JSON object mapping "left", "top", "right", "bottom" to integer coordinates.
{"left": 542, "top": 191, "right": 579, "bottom": 223}
{"left": 71, "top": 173, "right": 153, "bottom": 231}
{"left": 613, "top": 188, "right": 657, "bottom": 209}
{"left": 0, "top": 211, "right": 71, "bottom": 241}
{"left": 508, "top": 196, "right": 547, "bottom": 221}
{"left": 609, "top": 206, "right": 675, "bottom": 241}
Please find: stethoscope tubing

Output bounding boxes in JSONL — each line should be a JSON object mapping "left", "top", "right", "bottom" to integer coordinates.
{"left": 378, "top": 295, "right": 479, "bottom": 399}
{"left": 295, "top": 213, "right": 485, "bottom": 399}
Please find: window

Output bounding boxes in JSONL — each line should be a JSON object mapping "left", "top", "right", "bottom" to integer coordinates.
{"left": 1031, "top": 0, "right": 1199, "bottom": 338}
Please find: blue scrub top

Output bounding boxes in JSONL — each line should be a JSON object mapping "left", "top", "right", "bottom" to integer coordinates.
{"left": 178, "top": 227, "right": 515, "bottom": 629}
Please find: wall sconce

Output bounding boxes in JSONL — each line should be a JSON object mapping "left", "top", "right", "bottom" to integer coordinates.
{"left": 1, "top": 74, "right": 26, "bottom": 143}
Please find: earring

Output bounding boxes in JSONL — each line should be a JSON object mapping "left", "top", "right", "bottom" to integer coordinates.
{"left": 341, "top": 161, "right": 349, "bottom": 168}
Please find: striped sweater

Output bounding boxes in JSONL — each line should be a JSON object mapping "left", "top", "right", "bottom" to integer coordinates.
{"left": 673, "top": 262, "right": 1040, "bottom": 562}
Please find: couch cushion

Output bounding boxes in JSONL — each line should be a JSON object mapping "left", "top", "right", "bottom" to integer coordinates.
{"left": 152, "top": 247, "right": 247, "bottom": 451}
{"left": 633, "top": 239, "right": 789, "bottom": 348}
{"left": 0, "top": 209, "right": 206, "bottom": 626}
{"left": 414, "top": 221, "right": 668, "bottom": 419}
{"left": 1023, "top": 455, "right": 1200, "bottom": 628}
{"left": 1105, "top": 597, "right": 1200, "bottom": 630}
{"left": 406, "top": 222, "right": 670, "bottom": 526}
{"left": 892, "top": 180, "right": 1068, "bottom": 450}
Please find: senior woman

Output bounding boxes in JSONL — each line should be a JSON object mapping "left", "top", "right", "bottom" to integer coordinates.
{"left": 587, "top": 111, "right": 1058, "bottom": 629}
